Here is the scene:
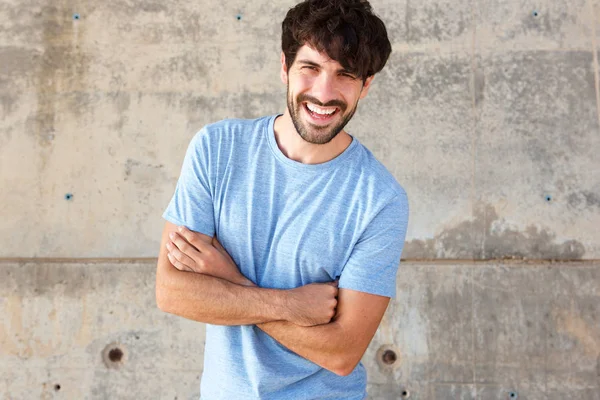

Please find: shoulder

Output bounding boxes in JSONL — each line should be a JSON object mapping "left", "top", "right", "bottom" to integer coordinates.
{"left": 353, "top": 143, "right": 409, "bottom": 208}
{"left": 193, "top": 116, "right": 272, "bottom": 147}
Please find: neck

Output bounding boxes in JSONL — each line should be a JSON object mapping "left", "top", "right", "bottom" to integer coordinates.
{"left": 273, "top": 109, "right": 352, "bottom": 165}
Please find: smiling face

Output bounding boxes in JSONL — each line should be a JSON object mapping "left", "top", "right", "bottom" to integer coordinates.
{"left": 282, "top": 45, "right": 373, "bottom": 145}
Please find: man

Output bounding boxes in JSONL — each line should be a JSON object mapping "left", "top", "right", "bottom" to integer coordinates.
{"left": 156, "top": 0, "right": 409, "bottom": 398}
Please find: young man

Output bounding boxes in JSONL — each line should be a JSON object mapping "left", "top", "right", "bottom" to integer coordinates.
{"left": 155, "top": 0, "right": 409, "bottom": 398}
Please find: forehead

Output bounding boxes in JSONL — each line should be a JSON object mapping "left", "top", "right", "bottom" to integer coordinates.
{"left": 294, "top": 44, "right": 342, "bottom": 68}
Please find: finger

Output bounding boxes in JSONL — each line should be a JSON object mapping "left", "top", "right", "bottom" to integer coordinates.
{"left": 167, "top": 252, "right": 193, "bottom": 272}
{"left": 166, "top": 241, "right": 196, "bottom": 268}
{"left": 178, "top": 226, "right": 211, "bottom": 251}
{"left": 169, "top": 232, "right": 201, "bottom": 258}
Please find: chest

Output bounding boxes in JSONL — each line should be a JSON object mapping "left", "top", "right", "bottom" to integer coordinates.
{"left": 214, "top": 166, "right": 362, "bottom": 288}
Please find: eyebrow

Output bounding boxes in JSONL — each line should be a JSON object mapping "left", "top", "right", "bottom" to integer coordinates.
{"left": 296, "top": 59, "right": 356, "bottom": 76}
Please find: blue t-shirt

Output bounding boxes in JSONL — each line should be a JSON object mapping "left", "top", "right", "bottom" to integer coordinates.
{"left": 163, "top": 115, "right": 409, "bottom": 400}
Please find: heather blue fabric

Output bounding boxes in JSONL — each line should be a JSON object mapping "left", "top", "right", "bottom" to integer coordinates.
{"left": 163, "top": 115, "right": 409, "bottom": 400}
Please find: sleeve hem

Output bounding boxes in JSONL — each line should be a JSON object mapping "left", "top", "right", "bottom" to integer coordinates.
{"left": 162, "top": 211, "right": 215, "bottom": 238}
{"left": 338, "top": 277, "right": 396, "bottom": 298}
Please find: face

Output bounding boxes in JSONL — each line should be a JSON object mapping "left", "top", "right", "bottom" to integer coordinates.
{"left": 281, "top": 45, "right": 373, "bottom": 145}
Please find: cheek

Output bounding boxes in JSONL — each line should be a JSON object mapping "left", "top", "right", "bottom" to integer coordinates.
{"left": 292, "top": 74, "right": 314, "bottom": 91}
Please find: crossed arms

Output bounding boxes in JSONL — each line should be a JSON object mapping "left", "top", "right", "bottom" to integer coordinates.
{"left": 155, "top": 221, "right": 390, "bottom": 376}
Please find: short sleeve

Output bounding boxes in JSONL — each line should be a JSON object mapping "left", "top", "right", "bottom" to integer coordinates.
{"left": 338, "top": 191, "right": 409, "bottom": 298}
{"left": 162, "top": 129, "right": 215, "bottom": 237}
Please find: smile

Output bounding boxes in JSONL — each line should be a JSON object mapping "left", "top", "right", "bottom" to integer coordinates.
{"left": 302, "top": 102, "right": 339, "bottom": 122}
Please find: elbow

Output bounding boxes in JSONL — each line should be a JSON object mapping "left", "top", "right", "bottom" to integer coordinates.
{"left": 329, "top": 354, "right": 361, "bottom": 377}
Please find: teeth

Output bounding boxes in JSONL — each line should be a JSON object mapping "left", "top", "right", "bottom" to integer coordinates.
{"left": 306, "top": 103, "right": 336, "bottom": 115}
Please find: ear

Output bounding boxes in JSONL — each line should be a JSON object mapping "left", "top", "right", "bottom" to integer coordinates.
{"left": 359, "top": 76, "right": 374, "bottom": 99}
{"left": 280, "top": 52, "right": 288, "bottom": 85}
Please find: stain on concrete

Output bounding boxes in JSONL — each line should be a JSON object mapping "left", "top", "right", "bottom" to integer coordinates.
{"left": 405, "top": 203, "right": 585, "bottom": 260}
{"left": 520, "top": 9, "right": 570, "bottom": 41}
{"left": 0, "top": 46, "right": 39, "bottom": 82}
{"left": 108, "top": 92, "right": 131, "bottom": 133}
{"left": 0, "top": 93, "right": 18, "bottom": 116}
{"left": 385, "top": 54, "right": 472, "bottom": 103}
{"left": 405, "top": 3, "right": 469, "bottom": 43}
{"left": 138, "top": 2, "right": 168, "bottom": 13}
{"left": 29, "top": 3, "right": 90, "bottom": 148}
{"left": 567, "top": 190, "right": 600, "bottom": 211}
{"left": 553, "top": 308, "right": 599, "bottom": 356}
{"left": 124, "top": 159, "right": 166, "bottom": 186}
{"left": 65, "top": 91, "right": 96, "bottom": 118}
{"left": 473, "top": 68, "right": 485, "bottom": 106}
{"left": 147, "top": 52, "right": 208, "bottom": 85}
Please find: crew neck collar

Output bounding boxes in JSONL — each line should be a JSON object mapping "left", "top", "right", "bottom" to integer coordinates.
{"left": 265, "top": 114, "right": 359, "bottom": 171}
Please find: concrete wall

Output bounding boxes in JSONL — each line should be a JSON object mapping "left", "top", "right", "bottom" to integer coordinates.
{"left": 1, "top": 0, "right": 599, "bottom": 399}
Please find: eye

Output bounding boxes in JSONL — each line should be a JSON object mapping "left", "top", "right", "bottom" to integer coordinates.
{"left": 303, "top": 66, "right": 318, "bottom": 71}
{"left": 340, "top": 72, "right": 356, "bottom": 79}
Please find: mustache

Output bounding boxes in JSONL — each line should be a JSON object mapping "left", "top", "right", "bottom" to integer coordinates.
{"left": 298, "top": 94, "right": 347, "bottom": 111}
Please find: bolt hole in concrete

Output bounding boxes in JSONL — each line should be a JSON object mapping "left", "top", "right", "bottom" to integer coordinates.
{"left": 532, "top": 10, "right": 538, "bottom": 17}
{"left": 376, "top": 345, "right": 401, "bottom": 370}
{"left": 54, "top": 384, "right": 60, "bottom": 391}
{"left": 65, "top": 193, "right": 73, "bottom": 201}
{"left": 102, "top": 343, "right": 127, "bottom": 369}
{"left": 109, "top": 348, "right": 123, "bottom": 362}
{"left": 509, "top": 391, "right": 518, "bottom": 399}
{"left": 545, "top": 195, "right": 552, "bottom": 202}
{"left": 401, "top": 389, "right": 410, "bottom": 398}
{"left": 73, "top": 13, "right": 80, "bottom": 20}
{"left": 382, "top": 349, "right": 397, "bottom": 365}
{"left": 236, "top": 14, "right": 242, "bottom": 20}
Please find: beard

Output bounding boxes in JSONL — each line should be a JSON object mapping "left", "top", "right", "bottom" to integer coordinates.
{"left": 287, "top": 85, "right": 358, "bottom": 145}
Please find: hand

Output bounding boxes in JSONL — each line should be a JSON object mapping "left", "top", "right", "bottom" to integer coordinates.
{"left": 166, "top": 226, "right": 254, "bottom": 286}
{"left": 285, "top": 281, "right": 339, "bottom": 326}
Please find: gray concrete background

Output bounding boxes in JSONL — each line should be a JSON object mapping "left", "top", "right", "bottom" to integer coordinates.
{"left": 1, "top": 0, "right": 599, "bottom": 399}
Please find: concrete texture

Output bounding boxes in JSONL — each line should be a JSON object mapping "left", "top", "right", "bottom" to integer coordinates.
{"left": 1, "top": 0, "right": 600, "bottom": 398}
{"left": 1, "top": 0, "right": 599, "bottom": 259}
{"left": 0, "top": 261, "right": 598, "bottom": 399}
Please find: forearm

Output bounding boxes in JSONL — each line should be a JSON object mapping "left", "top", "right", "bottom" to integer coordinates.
{"left": 156, "top": 260, "right": 289, "bottom": 325}
{"left": 257, "top": 320, "right": 358, "bottom": 376}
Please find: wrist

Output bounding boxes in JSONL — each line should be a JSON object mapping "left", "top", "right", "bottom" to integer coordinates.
{"left": 278, "top": 288, "right": 296, "bottom": 323}
{"left": 228, "top": 273, "right": 256, "bottom": 287}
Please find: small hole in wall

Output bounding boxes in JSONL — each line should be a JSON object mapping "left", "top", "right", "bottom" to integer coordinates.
{"left": 532, "top": 11, "right": 538, "bottom": 17}
{"left": 103, "top": 343, "right": 127, "bottom": 368}
{"left": 54, "top": 384, "right": 61, "bottom": 391}
{"left": 73, "top": 13, "right": 80, "bottom": 20}
{"left": 109, "top": 348, "right": 124, "bottom": 362}
{"left": 381, "top": 349, "right": 397, "bottom": 365}
{"left": 401, "top": 389, "right": 410, "bottom": 398}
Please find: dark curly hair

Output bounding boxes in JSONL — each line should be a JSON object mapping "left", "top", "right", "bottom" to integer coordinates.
{"left": 281, "top": 0, "right": 392, "bottom": 82}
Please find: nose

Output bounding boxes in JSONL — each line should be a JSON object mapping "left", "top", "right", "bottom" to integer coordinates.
{"left": 311, "top": 72, "right": 338, "bottom": 105}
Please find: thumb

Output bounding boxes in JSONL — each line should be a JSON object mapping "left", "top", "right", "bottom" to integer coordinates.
{"left": 326, "top": 280, "right": 339, "bottom": 287}
{"left": 212, "top": 236, "right": 225, "bottom": 251}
